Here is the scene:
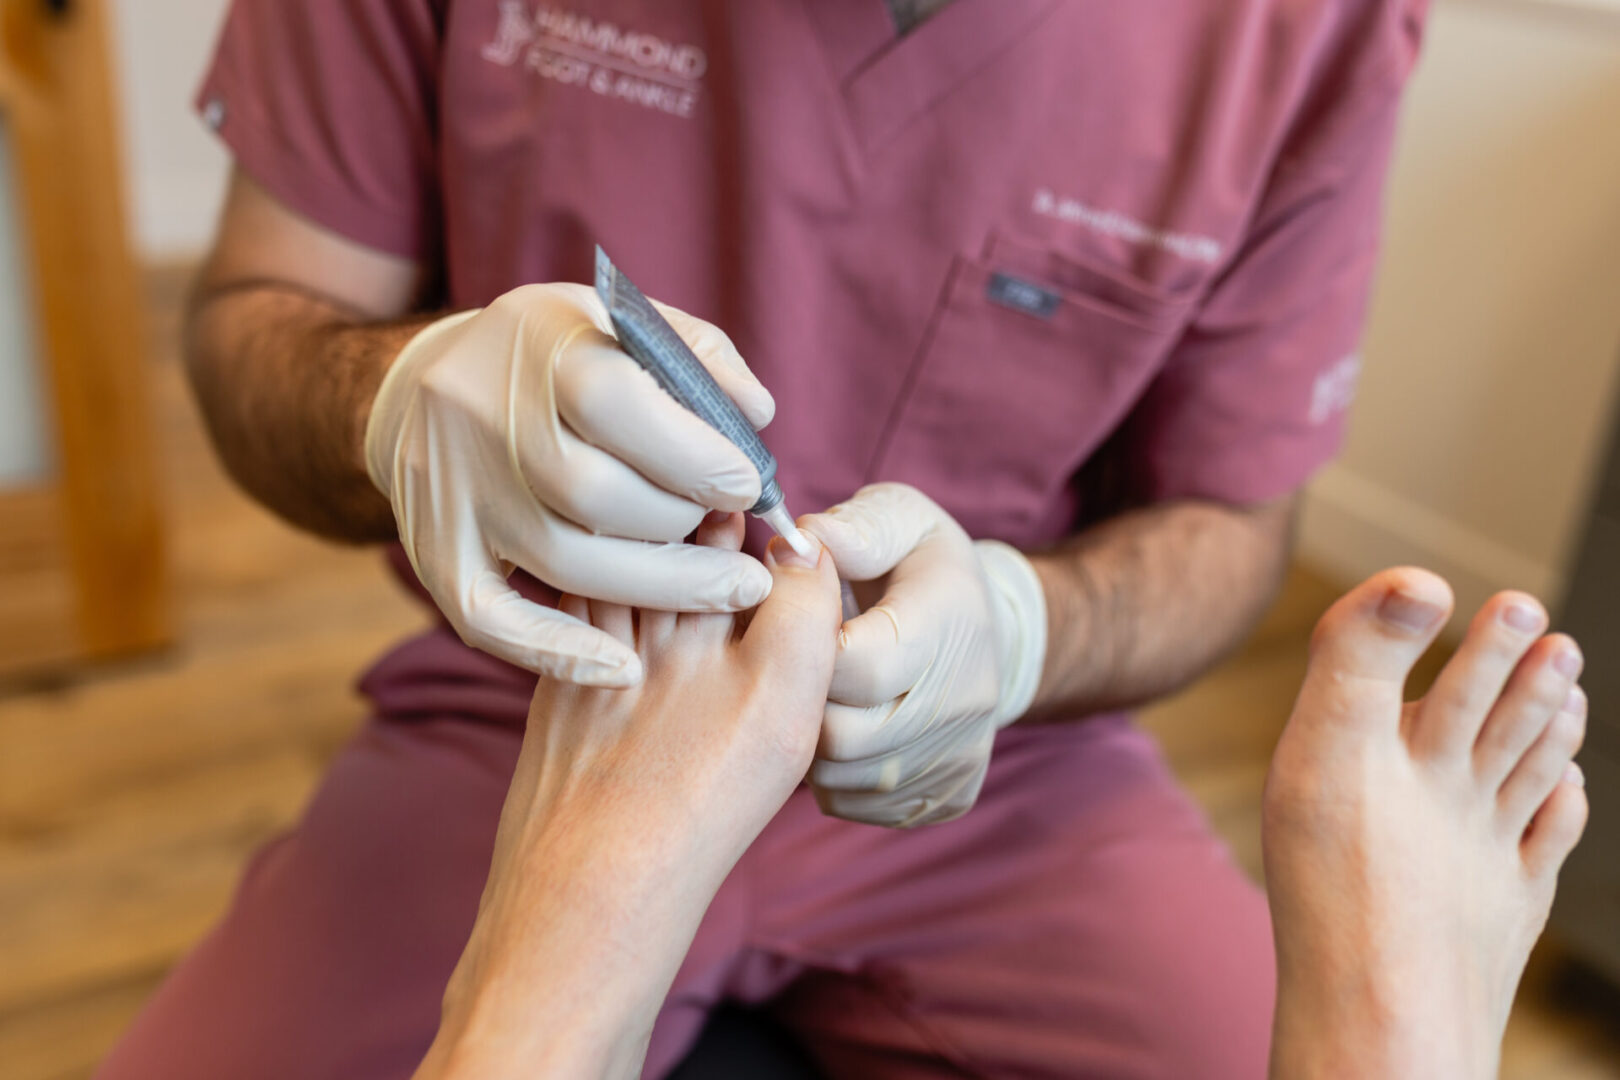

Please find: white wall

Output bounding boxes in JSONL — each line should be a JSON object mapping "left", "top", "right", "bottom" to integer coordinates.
{"left": 1299, "top": 0, "right": 1620, "bottom": 624}
{"left": 0, "top": 2, "right": 229, "bottom": 484}
{"left": 108, "top": 0, "right": 233, "bottom": 259}
{"left": 0, "top": 118, "right": 50, "bottom": 486}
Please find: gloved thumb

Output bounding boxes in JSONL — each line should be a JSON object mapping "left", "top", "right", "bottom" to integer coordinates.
{"left": 654, "top": 300, "right": 776, "bottom": 430}
{"left": 798, "top": 483, "right": 948, "bottom": 581}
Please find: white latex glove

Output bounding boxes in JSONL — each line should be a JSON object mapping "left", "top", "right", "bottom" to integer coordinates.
{"left": 365, "top": 283, "right": 776, "bottom": 686}
{"left": 799, "top": 484, "right": 1048, "bottom": 828}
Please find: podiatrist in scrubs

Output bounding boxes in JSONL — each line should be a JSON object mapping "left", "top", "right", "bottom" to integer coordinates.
{"left": 101, "top": 1, "right": 1428, "bottom": 1077}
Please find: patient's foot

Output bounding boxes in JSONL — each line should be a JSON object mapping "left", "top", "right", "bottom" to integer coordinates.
{"left": 1263, "top": 568, "right": 1588, "bottom": 1080}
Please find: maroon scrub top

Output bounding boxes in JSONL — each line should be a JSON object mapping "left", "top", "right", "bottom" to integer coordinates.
{"left": 197, "top": 0, "right": 1424, "bottom": 710}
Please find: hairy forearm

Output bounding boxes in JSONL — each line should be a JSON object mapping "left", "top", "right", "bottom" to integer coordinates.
{"left": 1025, "top": 496, "right": 1297, "bottom": 718}
{"left": 184, "top": 280, "right": 434, "bottom": 541}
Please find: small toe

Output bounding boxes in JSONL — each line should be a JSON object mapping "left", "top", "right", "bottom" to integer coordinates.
{"left": 1522, "top": 770, "right": 1589, "bottom": 880}
{"left": 558, "top": 592, "right": 590, "bottom": 623}
{"left": 679, "top": 512, "right": 754, "bottom": 642}
{"left": 1411, "top": 592, "right": 1548, "bottom": 762}
{"left": 1473, "top": 636, "right": 1582, "bottom": 787}
{"left": 1293, "top": 567, "right": 1451, "bottom": 734}
{"left": 631, "top": 605, "right": 679, "bottom": 654}
{"left": 585, "top": 598, "right": 636, "bottom": 649}
{"left": 1499, "top": 698, "right": 1586, "bottom": 839}
{"left": 692, "top": 510, "right": 747, "bottom": 553}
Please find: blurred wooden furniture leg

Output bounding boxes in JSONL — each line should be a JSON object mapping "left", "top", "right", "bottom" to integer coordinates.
{"left": 0, "top": 0, "right": 170, "bottom": 676}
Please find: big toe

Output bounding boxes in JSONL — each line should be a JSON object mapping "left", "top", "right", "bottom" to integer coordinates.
{"left": 1295, "top": 567, "right": 1453, "bottom": 734}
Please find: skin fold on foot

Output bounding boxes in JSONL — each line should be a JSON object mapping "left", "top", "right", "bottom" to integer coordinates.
{"left": 1262, "top": 567, "right": 1589, "bottom": 1080}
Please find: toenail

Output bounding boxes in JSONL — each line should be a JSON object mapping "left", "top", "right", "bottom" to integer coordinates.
{"left": 1502, "top": 602, "right": 1544, "bottom": 634}
{"left": 1564, "top": 761, "right": 1586, "bottom": 788}
{"left": 1378, "top": 589, "right": 1445, "bottom": 633}
{"left": 1553, "top": 647, "right": 1583, "bottom": 679}
{"left": 1563, "top": 685, "right": 1587, "bottom": 716}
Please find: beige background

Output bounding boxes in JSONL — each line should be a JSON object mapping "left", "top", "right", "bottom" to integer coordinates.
{"left": 1298, "top": 0, "right": 1620, "bottom": 619}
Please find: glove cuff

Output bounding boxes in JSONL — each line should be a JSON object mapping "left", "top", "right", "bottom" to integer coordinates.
{"left": 363, "top": 308, "right": 482, "bottom": 496}
{"left": 975, "top": 540, "right": 1048, "bottom": 728}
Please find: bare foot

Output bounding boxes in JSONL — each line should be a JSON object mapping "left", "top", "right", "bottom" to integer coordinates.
{"left": 1263, "top": 568, "right": 1589, "bottom": 1080}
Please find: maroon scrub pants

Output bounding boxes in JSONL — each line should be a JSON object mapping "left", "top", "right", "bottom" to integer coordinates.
{"left": 97, "top": 701, "right": 1274, "bottom": 1079}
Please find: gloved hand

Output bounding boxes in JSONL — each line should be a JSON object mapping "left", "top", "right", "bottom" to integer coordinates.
{"left": 799, "top": 484, "right": 1048, "bottom": 828}
{"left": 365, "top": 283, "right": 776, "bottom": 686}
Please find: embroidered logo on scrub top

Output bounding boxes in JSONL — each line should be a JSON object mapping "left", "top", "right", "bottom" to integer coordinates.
{"left": 1031, "top": 188, "right": 1223, "bottom": 266}
{"left": 481, "top": 1, "right": 708, "bottom": 120}
{"left": 1309, "top": 353, "right": 1363, "bottom": 425}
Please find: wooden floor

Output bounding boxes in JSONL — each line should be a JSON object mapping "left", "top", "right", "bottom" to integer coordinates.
{"left": 1, "top": 265, "right": 1618, "bottom": 1079}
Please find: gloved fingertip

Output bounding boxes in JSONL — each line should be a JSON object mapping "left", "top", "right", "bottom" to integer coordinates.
{"left": 529, "top": 628, "right": 643, "bottom": 685}
{"left": 571, "top": 651, "right": 643, "bottom": 688}
{"left": 796, "top": 514, "right": 852, "bottom": 551}
{"left": 706, "top": 476, "right": 764, "bottom": 512}
{"left": 728, "top": 563, "right": 775, "bottom": 609}
{"left": 741, "top": 386, "right": 777, "bottom": 429}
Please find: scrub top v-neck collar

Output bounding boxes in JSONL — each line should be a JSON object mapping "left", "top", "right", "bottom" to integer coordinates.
{"left": 798, "top": 0, "right": 1064, "bottom": 155}
{"left": 883, "top": 0, "right": 962, "bottom": 37}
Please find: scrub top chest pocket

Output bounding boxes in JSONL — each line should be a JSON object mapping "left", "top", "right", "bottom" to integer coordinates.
{"left": 872, "top": 234, "right": 1195, "bottom": 541}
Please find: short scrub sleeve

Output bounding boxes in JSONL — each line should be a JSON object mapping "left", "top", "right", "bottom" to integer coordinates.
{"left": 1120, "top": 0, "right": 1430, "bottom": 506}
{"left": 196, "top": 0, "right": 444, "bottom": 260}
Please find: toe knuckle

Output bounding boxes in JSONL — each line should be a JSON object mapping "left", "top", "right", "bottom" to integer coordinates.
{"left": 1307, "top": 599, "right": 1361, "bottom": 656}
{"left": 1427, "top": 683, "right": 1478, "bottom": 718}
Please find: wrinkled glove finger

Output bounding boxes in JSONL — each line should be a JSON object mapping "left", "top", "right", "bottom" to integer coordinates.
{"left": 811, "top": 744, "right": 992, "bottom": 828}
{"left": 826, "top": 515, "right": 976, "bottom": 704}
{"left": 495, "top": 513, "right": 773, "bottom": 614}
{"left": 816, "top": 696, "right": 972, "bottom": 769}
{"left": 826, "top": 590, "right": 935, "bottom": 706}
{"left": 799, "top": 483, "right": 950, "bottom": 582}
{"left": 396, "top": 473, "right": 640, "bottom": 682}
{"left": 509, "top": 411, "right": 715, "bottom": 541}
{"left": 813, "top": 773, "right": 987, "bottom": 828}
{"left": 653, "top": 300, "right": 776, "bottom": 429}
{"left": 554, "top": 339, "right": 764, "bottom": 511}
{"left": 686, "top": 511, "right": 751, "bottom": 645}
{"left": 450, "top": 560, "right": 643, "bottom": 685}
{"left": 586, "top": 597, "right": 637, "bottom": 649}
{"left": 815, "top": 730, "right": 991, "bottom": 797}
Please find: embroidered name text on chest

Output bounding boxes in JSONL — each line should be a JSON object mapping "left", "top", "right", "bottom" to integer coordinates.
{"left": 481, "top": 1, "right": 708, "bottom": 119}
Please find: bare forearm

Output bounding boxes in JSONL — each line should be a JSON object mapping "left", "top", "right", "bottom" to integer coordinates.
{"left": 418, "top": 761, "right": 751, "bottom": 1080}
{"left": 1026, "top": 496, "right": 1297, "bottom": 718}
{"left": 420, "top": 840, "right": 688, "bottom": 1080}
{"left": 184, "top": 280, "right": 434, "bottom": 541}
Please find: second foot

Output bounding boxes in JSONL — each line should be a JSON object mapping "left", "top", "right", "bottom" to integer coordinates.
{"left": 1263, "top": 568, "right": 1589, "bottom": 1080}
